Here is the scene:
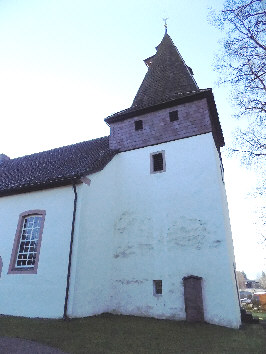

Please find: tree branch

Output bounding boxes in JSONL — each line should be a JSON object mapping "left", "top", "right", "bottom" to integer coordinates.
{"left": 231, "top": 149, "right": 266, "bottom": 157}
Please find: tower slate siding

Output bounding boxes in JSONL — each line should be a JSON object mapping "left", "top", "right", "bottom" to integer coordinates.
{"left": 109, "top": 98, "right": 212, "bottom": 151}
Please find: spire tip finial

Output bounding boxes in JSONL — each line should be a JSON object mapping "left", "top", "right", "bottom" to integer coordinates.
{"left": 163, "top": 17, "right": 168, "bottom": 34}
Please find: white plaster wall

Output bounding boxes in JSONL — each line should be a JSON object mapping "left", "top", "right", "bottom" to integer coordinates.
{"left": 68, "top": 163, "right": 117, "bottom": 317}
{"left": 70, "top": 132, "right": 240, "bottom": 328}
{"left": 0, "top": 186, "right": 75, "bottom": 318}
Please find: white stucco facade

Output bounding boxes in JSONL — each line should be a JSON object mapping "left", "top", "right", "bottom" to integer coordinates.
{"left": 0, "top": 186, "right": 75, "bottom": 318}
{"left": 0, "top": 132, "right": 240, "bottom": 327}
{"left": 67, "top": 132, "right": 240, "bottom": 328}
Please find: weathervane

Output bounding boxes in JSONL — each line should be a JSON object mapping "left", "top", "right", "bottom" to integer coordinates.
{"left": 163, "top": 17, "right": 169, "bottom": 34}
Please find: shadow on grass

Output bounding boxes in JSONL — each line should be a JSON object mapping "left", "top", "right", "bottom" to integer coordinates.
{"left": 0, "top": 313, "right": 266, "bottom": 353}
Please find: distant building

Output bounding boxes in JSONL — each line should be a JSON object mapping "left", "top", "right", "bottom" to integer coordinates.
{"left": 0, "top": 32, "right": 241, "bottom": 328}
{"left": 246, "top": 280, "right": 260, "bottom": 289}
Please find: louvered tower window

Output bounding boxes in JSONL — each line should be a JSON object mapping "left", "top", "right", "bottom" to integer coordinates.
{"left": 134, "top": 120, "right": 143, "bottom": 131}
{"left": 150, "top": 151, "right": 166, "bottom": 173}
{"left": 169, "top": 110, "right": 179, "bottom": 122}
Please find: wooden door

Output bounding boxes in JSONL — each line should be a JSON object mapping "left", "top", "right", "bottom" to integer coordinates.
{"left": 183, "top": 275, "right": 204, "bottom": 322}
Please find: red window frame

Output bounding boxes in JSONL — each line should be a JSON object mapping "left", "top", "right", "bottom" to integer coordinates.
{"left": 8, "top": 210, "right": 46, "bottom": 274}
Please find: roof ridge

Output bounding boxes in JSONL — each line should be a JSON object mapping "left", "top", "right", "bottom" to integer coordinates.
{"left": 6, "top": 136, "right": 110, "bottom": 161}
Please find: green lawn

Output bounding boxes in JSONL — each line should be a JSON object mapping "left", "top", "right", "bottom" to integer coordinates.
{"left": 248, "top": 310, "right": 266, "bottom": 321}
{"left": 0, "top": 314, "right": 266, "bottom": 353}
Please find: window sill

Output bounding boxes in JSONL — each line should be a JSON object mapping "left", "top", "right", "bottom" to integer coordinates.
{"left": 8, "top": 268, "right": 38, "bottom": 275}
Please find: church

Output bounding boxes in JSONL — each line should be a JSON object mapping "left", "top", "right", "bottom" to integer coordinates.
{"left": 0, "top": 32, "right": 241, "bottom": 328}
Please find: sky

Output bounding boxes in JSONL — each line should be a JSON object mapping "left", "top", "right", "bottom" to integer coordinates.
{"left": 0, "top": 0, "right": 264, "bottom": 278}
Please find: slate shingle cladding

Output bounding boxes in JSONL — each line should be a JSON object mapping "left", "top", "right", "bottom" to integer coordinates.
{"left": 132, "top": 33, "right": 198, "bottom": 109}
{"left": 0, "top": 136, "right": 117, "bottom": 196}
{"left": 105, "top": 34, "right": 200, "bottom": 125}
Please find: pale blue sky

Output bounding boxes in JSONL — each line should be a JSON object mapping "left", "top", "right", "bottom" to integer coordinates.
{"left": 0, "top": 0, "right": 264, "bottom": 278}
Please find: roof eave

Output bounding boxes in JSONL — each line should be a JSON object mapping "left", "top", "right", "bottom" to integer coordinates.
{"left": 0, "top": 151, "right": 118, "bottom": 198}
{"left": 105, "top": 90, "right": 208, "bottom": 123}
{"left": 0, "top": 177, "right": 81, "bottom": 198}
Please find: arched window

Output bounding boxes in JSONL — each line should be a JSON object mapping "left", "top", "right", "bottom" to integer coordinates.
{"left": 8, "top": 210, "right": 46, "bottom": 274}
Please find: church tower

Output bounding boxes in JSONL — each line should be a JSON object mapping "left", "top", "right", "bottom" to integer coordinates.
{"left": 0, "top": 31, "right": 241, "bottom": 328}
{"left": 105, "top": 33, "right": 224, "bottom": 153}
{"left": 103, "top": 32, "right": 241, "bottom": 328}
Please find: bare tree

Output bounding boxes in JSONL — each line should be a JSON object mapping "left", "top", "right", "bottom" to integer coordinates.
{"left": 211, "top": 0, "right": 266, "bottom": 162}
{"left": 258, "top": 271, "right": 266, "bottom": 289}
{"left": 233, "top": 122, "right": 265, "bottom": 165}
{"left": 211, "top": 1, "right": 266, "bottom": 244}
{"left": 236, "top": 270, "right": 246, "bottom": 289}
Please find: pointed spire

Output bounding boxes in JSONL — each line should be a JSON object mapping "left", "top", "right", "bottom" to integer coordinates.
{"left": 163, "top": 18, "right": 168, "bottom": 34}
{"left": 132, "top": 33, "right": 199, "bottom": 109}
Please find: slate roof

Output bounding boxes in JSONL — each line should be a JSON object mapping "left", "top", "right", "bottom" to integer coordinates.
{"left": 0, "top": 136, "right": 117, "bottom": 197}
{"left": 105, "top": 33, "right": 201, "bottom": 124}
{"left": 131, "top": 33, "right": 199, "bottom": 109}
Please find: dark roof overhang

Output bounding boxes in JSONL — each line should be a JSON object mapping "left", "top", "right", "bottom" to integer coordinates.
{"left": 0, "top": 136, "right": 118, "bottom": 197}
{"left": 0, "top": 177, "right": 82, "bottom": 197}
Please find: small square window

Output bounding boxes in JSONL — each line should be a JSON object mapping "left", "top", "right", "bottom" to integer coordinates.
{"left": 134, "top": 120, "right": 143, "bottom": 131}
{"left": 150, "top": 151, "right": 166, "bottom": 173}
{"left": 169, "top": 110, "right": 178, "bottom": 122}
{"left": 153, "top": 280, "right": 162, "bottom": 295}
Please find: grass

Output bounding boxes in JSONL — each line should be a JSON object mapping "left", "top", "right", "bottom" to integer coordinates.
{"left": 0, "top": 313, "right": 266, "bottom": 353}
{"left": 248, "top": 310, "right": 266, "bottom": 321}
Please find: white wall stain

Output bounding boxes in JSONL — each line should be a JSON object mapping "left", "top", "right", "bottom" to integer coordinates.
{"left": 114, "top": 211, "right": 135, "bottom": 234}
{"left": 209, "top": 240, "right": 222, "bottom": 248}
{"left": 113, "top": 245, "right": 135, "bottom": 258}
{"left": 167, "top": 217, "right": 208, "bottom": 250}
{"left": 115, "top": 279, "right": 147, "bottom": 285}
